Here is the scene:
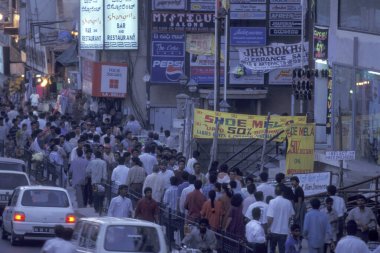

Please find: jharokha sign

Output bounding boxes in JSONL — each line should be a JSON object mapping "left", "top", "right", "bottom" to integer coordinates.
{"left": 152, "top": 12, "right": 215, "bottom": 32}
{"left": 193, "top": 109, "right": 306, "bottom": 140}
{"left": 238, "top": 42, "right": 308, "bottom": 72}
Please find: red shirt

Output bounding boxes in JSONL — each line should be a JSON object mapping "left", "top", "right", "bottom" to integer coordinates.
{"left": 184, "top": 189, "right": 207, "bottom": 222}
{"left": 135, "top": 197, "right": 159, "bottom": 222}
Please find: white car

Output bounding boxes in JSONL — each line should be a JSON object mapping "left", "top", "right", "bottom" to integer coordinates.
{"left": 2, "top": 185, "right": 76, "bottom": 245}
{"left": 71, "top": 217, "right": 168, "bottom": 253}
{"left": 0, "top": 171, "right": 31, "bottom": 222}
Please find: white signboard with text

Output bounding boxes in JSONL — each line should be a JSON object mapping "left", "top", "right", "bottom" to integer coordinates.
{"left": 294, "top": 172, "right": 331, "bottom": 197}
{"left": 80, "top": 0, "right": 104, "bottom": 50}
{"left": 104, "top": 0, "right": 138, "bottom": 50}
{"left": 101, "top": 65, "right": 128, "bottom": 97}
{"left": 325, "top": 151, "right": 356, "bottom": 160}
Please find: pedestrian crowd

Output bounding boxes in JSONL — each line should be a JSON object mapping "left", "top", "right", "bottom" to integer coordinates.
{"left": 1, "top": 100, "right": 380, "bottom": 253}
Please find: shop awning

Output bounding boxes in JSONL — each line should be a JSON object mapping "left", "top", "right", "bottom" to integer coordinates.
{"left": 56, "top": 42, "right": 78, "bottom": 66}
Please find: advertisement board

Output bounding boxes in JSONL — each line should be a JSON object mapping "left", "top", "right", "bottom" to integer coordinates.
{"left": 268, "top": 69, "right": 293, "bottom": 85}
{"left": 82, "top": 60, "right": 128, "bottom": 98}
{"left": 104, "top": 0, "right": 138, "bottom": 50}
{"left": 190, "top": 0, "right": 214, "bottom": 11}
{"left": 193, "top": 108, "right": 306, "bottom": 140}
{"left": 294, "top": 172, "right": 331, "bottom": 197}
{"left": 151, "top": 33, "right": 185, "bottom": 84}
{"left": 230, "top": 3, "right": 266, "bottom": 20}
{"left": 80, "top": 0, "right": 104, "bottom": 50}
{"left": 230, "top": 27, "right": 266, "bottom": 46}
{"left": 152, "top": 12, "right": 215, "bottom": 32}
{"left": 238, "top": 42, "right": 308, "bottom": 72}
{"left": 153, "top": 0, "right": 186, "bottom": 10}
{"left": 285, "top": 124, "right": 315, "bottom": 175}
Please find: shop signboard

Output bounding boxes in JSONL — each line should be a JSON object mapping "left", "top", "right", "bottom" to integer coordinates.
{"left": 152, "top": 12, "right": 215, "bottom": 32}
{"left": 151, "top": 33, "right": 185, "bottom": 84}
{"left": 230, "top": 3, "right": 266, "bottom": 20}
{"left": 269, "top": 20, "right": 302, "bottom": 28}
{"left": 325, "top": 151, "right": 356, "bottom": 160}
{"left": 99, "top": 65, "right": 128, "bottom": 97}
{"left": 190, "top": 54, "right": 224, "bottom": 84}
{"left": 230, "top": 27, "right": 266, "bottom": 46}
{"left": 153, "top": 0, "right": 186, "bottom": 10}
{"left": 326, "top": 78, "right": 332, "bottom": 134}
{"left": 294, "top": 172, "right": 331, "bottom": 197}
{"left": 268, "top": 69, "right": 293, "bottom": 85}
{"left": 270, "top": 0, "right": 300, "bottom": 3}
{"left": 104, "top": 0, "right": 138, "bottom": 50}
{"left": 80, "top": 0, "right": 104, "bottom": 50}
{"left": 269, "top": 12, "right": 302, "bottom": 20}
{"left": 230, "top": 0, "right": 267, "bottom": 3}
{"left": 238, "top": 42, "right": 308, "bottom": 72}
{"left": 269, "top": 28, "right": 302, "bottom": 36}
{"left": 190, "top": 0, "right": 214, "bottom": 11}
{"left": 82, "top": 60, "right": 128, "bottom": 98}
{"left": 270, "top": 4, "right": 302, "bottom": 11}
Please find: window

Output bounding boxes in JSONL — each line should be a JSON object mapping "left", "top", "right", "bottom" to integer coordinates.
{"left": 21, "top": 190, "right": 70, "bottom": 207}
{"left": 0, "top": 173, "right": 29, "bottom": 190}
{"left": 10, "top": 190, "right": 20, "bottom": 206}
{"left": 104, "top": 225, "right": 160, "bottom": 252}
{"left": 79, "top": 223, "right": 91, "bottom": 248}
{"left": 339, "top": 0, "right": 380, "bottom": 34}
{"left": 315, "top": 0, "right": 330, "bottom": 26}
{"left": 88, "top": 225, "right": 100, "bottom": 249}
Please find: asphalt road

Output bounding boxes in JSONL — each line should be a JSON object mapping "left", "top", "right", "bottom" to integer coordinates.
{"left": 0, "top": 235, "right": 43, "bottom": 253}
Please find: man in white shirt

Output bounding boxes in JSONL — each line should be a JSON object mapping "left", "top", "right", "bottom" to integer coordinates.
{"left": 246, "top": 207, "right": 267, "bottom": 253}
{"left": 245, "top": 191, "right": 269, "bottom": 228}
{"left": 257, "top": 171, "right": 275, "bottom": 202}
{"left": 335, "top": 220, "right": 370, "bottom": 253}
{"left": 41, "top": 225, "right": 65, "bottom": 253}
{"left": 69, "top": 138, "right": 85, "bottom": 163}
{"left": 186, "top": 150, "right": 200, "bottom": 175}
{"left": 139, "top": 144, "right": 158, "bottom": 175}
{"left": 111, "top": 156, "right": 130, "bottom": 196}
{"left": 158, "top": 160, "right": 175, "bottom": 191}
{"left": 108, "top": 185, "right": 134, "bottom": 218}
{"left": 142, "top": 165, "right": 165, "bottom": 202}
{"left": 267, "top": 186, "right": 295, "bottom": 253}
{"left": 327, "top": 185, "right": 347, "bottom": 240}
{"left": 242, "top": 184, "right": 256, "bottom": 215}
{"left": 179, "top": 175, "right": 197, "bottom": 214}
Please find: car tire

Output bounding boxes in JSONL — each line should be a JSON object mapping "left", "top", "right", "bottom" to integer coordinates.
{"left": 1, "top": 227, "right": 7, "bottom": 240}
{"left": 10, "top": 231, "right": 19, "bottom": 246}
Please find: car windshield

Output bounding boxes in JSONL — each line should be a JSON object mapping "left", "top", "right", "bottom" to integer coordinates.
{"left": 21, "top": 189, "right": 70, "bottom": 207}
{"left": 0, "top": 174, "right": 29, "bottom": 190}
{"left": 104, "top": 225, "right": 160, "bottom": 252}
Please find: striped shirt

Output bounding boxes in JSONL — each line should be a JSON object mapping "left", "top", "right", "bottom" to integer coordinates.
{"left": 163, "top": 185, "right": 179, "bottom": 212}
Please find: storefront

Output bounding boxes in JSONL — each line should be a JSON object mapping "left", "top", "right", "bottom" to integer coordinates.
{"left": 333, "top": 64, "right": 380, "bottom": 164}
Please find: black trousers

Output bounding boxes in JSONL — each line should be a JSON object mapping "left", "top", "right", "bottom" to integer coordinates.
{"left": 83, "top": 178, "right": 93, "bottom": 206}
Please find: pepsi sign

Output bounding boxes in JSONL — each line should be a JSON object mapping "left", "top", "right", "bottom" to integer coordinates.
{"left": 151, "top": 33, "right": 185, "bottom": 84}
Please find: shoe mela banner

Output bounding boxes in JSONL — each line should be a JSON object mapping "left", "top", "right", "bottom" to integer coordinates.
{"left": 193, "top": 108, "right": 306, "bottom": 140}
{"left": 285, "top": 124, "right": 315, "bottom": 175}
{"left": 238, "top": 42, "right": 308, "bottom": 72}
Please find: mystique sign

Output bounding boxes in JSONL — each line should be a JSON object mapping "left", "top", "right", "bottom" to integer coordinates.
{"left": 152, "top": 12, "right": 215, "bottom": 32}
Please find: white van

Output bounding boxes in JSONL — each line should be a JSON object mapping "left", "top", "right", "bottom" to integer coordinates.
{"left": 71, "top": 217, "right": 168, "bottom": 253}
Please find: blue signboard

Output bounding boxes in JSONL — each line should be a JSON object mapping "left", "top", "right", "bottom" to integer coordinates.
{"left": 151, "top": 33, "right": 185, "bottom": 83}
{"left": 230, "top": 27, "right": 266, "bottom": 46}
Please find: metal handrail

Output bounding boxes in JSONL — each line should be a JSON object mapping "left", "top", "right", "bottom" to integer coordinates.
{"left": 229, "top": 130, "right": 285, "bottom": 169}
{"left": 221, "top": 139, "right": 259, "bottom": 165}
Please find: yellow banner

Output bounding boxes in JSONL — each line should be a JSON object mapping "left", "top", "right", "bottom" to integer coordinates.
{"left": 285, "top": 124, "right": 315, "bottom": 175}
{"left": 193, "top": 109, "right": 306, "bottom": 141}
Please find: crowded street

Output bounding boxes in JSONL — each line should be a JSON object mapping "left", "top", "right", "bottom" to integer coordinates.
{"left": 1, "top": 0, "right": 380, "bottom": 253}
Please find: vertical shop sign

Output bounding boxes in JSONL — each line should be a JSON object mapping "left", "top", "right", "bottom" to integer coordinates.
{"left": 151, "top": 33, "right": 185, "bottom": 84}
{"left": 80, "top": 0, "right": 104, "bottom": 49}
{"left": 314, "top": 27, "right": 329, "bottom": 60}
{"left": 326, "top": 78, "right": 332, "bottom": 134}
{"left": 104, "top": 0, "right": 138, "bottom": 50}
{"left": 286, "top": 124, "right": 315, "bottom": 175}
